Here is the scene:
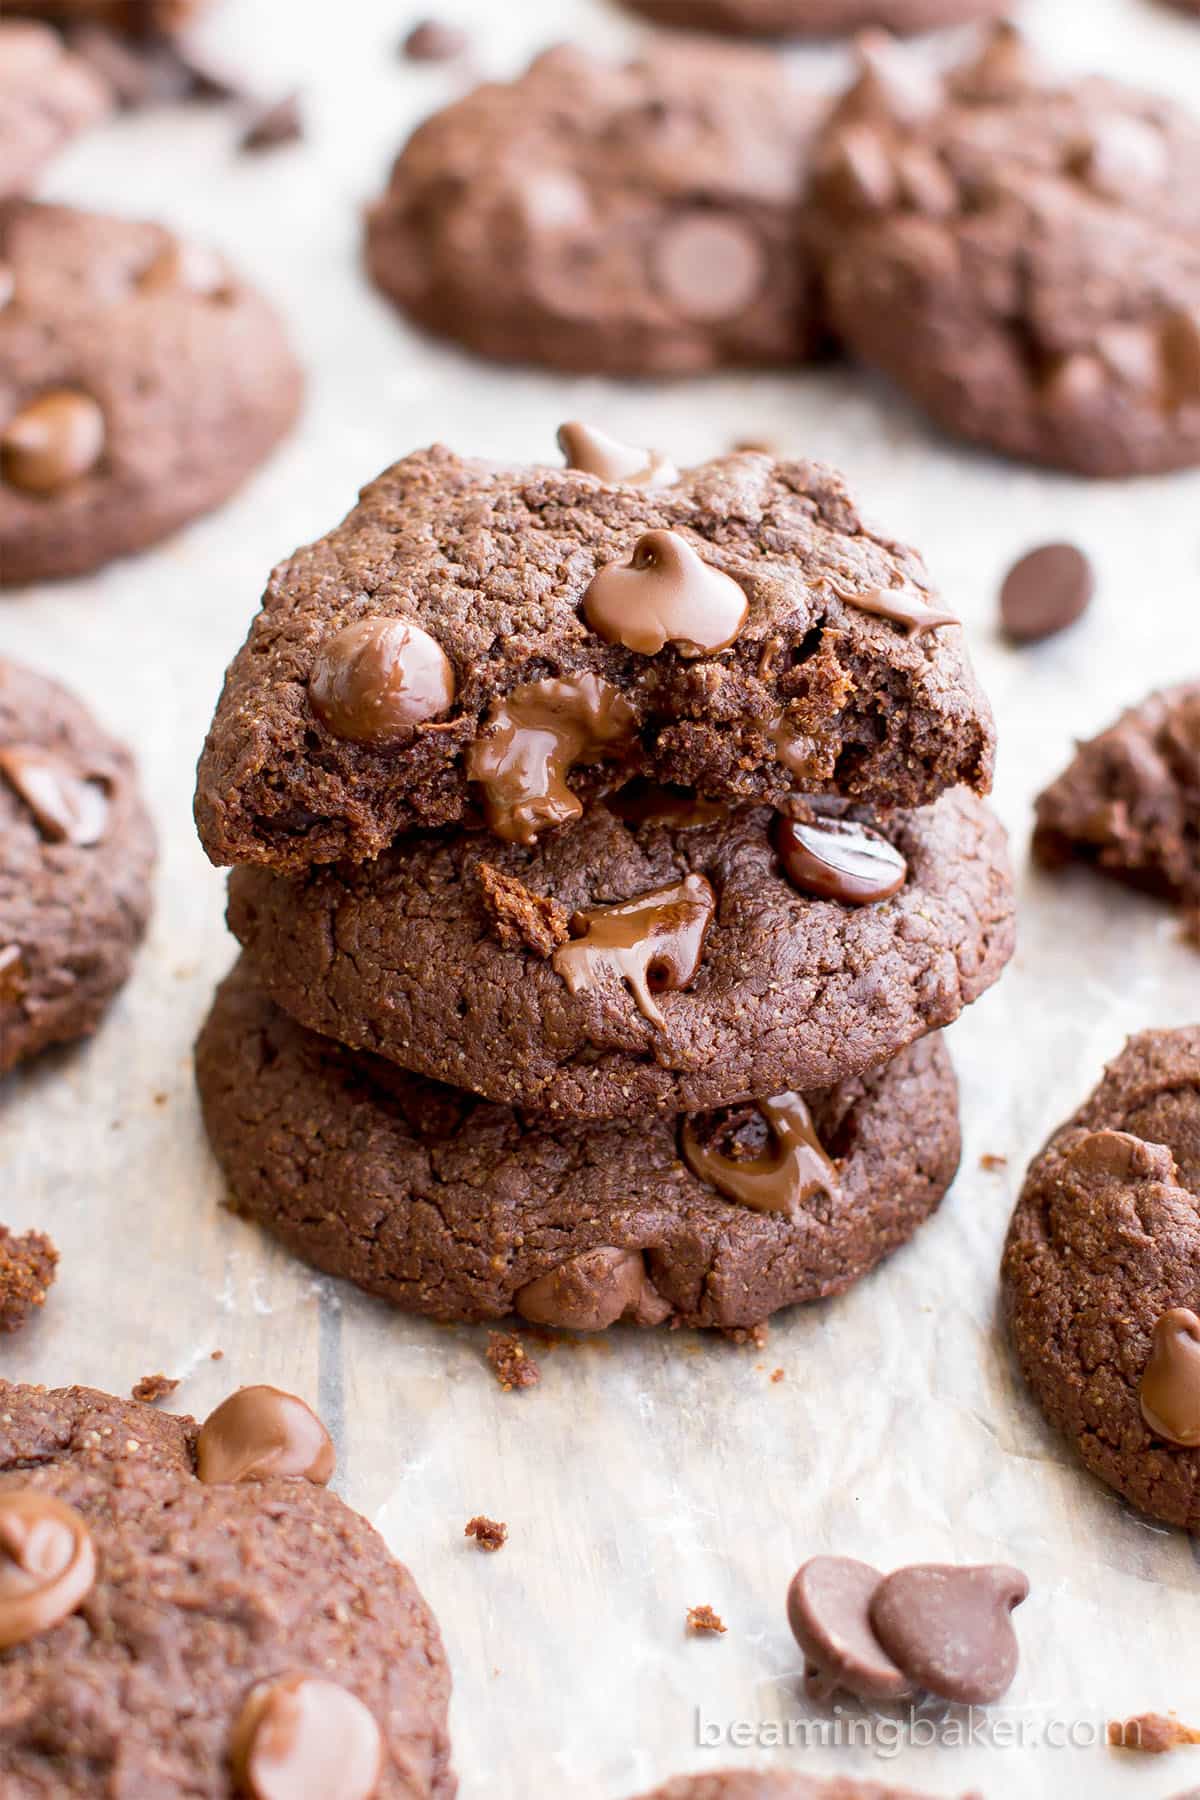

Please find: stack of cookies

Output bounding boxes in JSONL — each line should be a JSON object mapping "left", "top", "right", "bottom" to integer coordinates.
{"left": 193, "top": 429, "right": 1015, "bottom": 1334}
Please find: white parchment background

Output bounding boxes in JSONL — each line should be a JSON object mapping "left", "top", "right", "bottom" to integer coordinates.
{"left": 3, "top": 0, "right": 1200, "bottom": 1794}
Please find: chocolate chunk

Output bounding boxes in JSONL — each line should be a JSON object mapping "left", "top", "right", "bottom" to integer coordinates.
{"left": 239, "top": 91, "right": 303, "bottom": 154}
{"left": 682, "top": 1094, "right": 840, "bottom": 1218}
{"left": 583, "top": 530, "right": 748, "bottom": 657}
{"left": 194, "top": 1386, "right": 335, "bottom": 1486}
{"left": 787, "top": 1556, "right": 912, "bottom": 1704}
{"left": 464, "top": 1515, "right": 506, "bottom": 1551}
{"left": 557, "top": 421, "right": 677, "bottom": 488}
{"left": 230, "top": 1673, "right": 382, "bottom": 1800}
{"left": 466, "top": 674, "right": 636, "bottom": 844}
{"left": 845, "top": 586, "right": 958, "bottom": 636}
{"left": 775, "top": 814, "right": 907, "bottom": 905}
{"left": 869, "top": 1563, "right": 1029, "bottom": 1705}
{"left": 651, "top": 212, "right": 767, "bottom": 322}
{"left": 1, "top": 391, "right": 105, "bottom": 494}
{"left": 401, "top": 18, "right": 469, "bottom": 61}
{"left": 1140, "top": 1308, "right": 1200, "bottom": 1447}
{"left": 309, "top": 618, "right": 456, "bottom": 744}
{"left": 515, "top": 1247, "right": 670, "bottom": 1332}
{"left": 999, "top": 543, "right": 1094, "bottom": 643}
{"left": 477, "top": 863, "right": 569, "bottom": 958}
{"left": 0, "top": 1491, "right": 96, "bottom": 1649}
{"left": 0, "top": 1225, "right": 57, "bottom": 1334}
{"left": 0, "top": 745, "right": 108, "bottom": 847}
{"left": 553, "top": 873, "right": 715, "bottom": 1029}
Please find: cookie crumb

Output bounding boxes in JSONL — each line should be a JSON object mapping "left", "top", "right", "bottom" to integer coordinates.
{"left": 240, "top": 91, "right": 303, "bottom": 154}
{"left": 687, "top": 1604, "right": 726, "bottom": 1635}
{"left": 131, "top": 1373, "right": 179, "bottom": 1404}
{"left": 721, "top": 1321, "right": 768, "bottom": 1350}
{"left": 210, "top": 1349, "right": 224, "bottom": 1361}
{"left": 465, "top": 1514, "right": 507, "bottom": 1551}
{"left": 1108, "top": 1712, "right": 1200, "bottom": 1754}
{"left": 770, "top": 1367, "right": 785, "bottom": 1383}
{"left": 0, "top": 1226, "right": 58, "bottom": 1334}
{"left": 486, "top": 1331, "right": 541, "bottom": 1392}
{"left": 477, "top": 863, "right": 570, "bottom": 957}
{"left": 402, "top": 19, "right": 468, "bottom": 61}
{"left": 980, "top": 1153, "right": 1008, "bottom": 1171}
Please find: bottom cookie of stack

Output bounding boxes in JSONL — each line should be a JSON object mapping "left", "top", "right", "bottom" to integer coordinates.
{"left": 196, "top": 959, "right": 961, "bottom": 1333}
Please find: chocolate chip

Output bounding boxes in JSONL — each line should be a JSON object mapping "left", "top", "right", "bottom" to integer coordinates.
{"left": 775, "top": 814, "right": 907, "bottom": 906}
{"left": 1, "top": 391, "right": 105, "bottom": 495}
{"left": 0, "top": 746, "right": 109, "bottom": 847}
{"left": 682, "top": 1093, "right": 840, "bottom": 1219}
{"left": 401, "top": 19, "right": 469, "bottom": 62}
{"left": 194, "top": 1386, "right": 335, "bottom": 1486}
{"left": 515, "top": 1247, "right": 670, "bottom": 1331}
{"left": 309, "top": 618, "right": 456, "bottom": 744}
{"left": 0, "top": 1492, "right": 96, "bottom": 1650}
{"left": 239, "top": 91, "right": 303, "bottom": 154}
{"left": 787, "top": 1556, "right": 913, "bottom": 1703}
{"left": 868, "top": 1563, "right": 1029, "bottom": 1705}
{"left": 845, "top": 585, "right": 957, "bottom": 635}
{"left": 999, "top": 542, "right": 1094, "bottom": 643}
{"left": 138, "top": 241, "right": 231, "bottom": 298}
{"left": 230, "top": 1674, "right": 382, "bottom": 1800}
{"left": 1140, "top": 1308, "right": 1200, "bottom": 1448}
{"left": 466, "top": 674, "right": 636, "bottom": 845}
{"left": 583, "top": 530, "right": 748, "bottom": 658}
{"left": 651, "top": 213, "right": 766, "bottom": 323}
{"left": 0, "top": 945, "right": 25, "bottom": 1006}
{"left": 557, "top": 422, "right": 676, "bottom": 488}
{"left": 552, "top": 873, "right": 716, "bottom": 1030}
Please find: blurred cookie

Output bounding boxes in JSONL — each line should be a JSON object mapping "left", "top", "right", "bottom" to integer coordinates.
{"left": 0, "top": 200, "right": 302, "bottom": 583}
{"left": 620, "top": 0, "right": 1002, "bottom": 38}
{"left": 0, "top": 20, "right": 109, "bottom": 197}
{"left": 7, "top": 1, "right": 207, "bottom": 33}
{"left": 628, "top": 1773, "right": 967, "bottom": 1798}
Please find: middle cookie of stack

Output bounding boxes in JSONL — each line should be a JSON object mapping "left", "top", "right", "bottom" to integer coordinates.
{"left": 194, "top": 432, "right": 1014, "bottom": 1331}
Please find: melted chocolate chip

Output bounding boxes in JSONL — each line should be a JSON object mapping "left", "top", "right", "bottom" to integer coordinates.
{"left": 557, "top": 421, "right": 677, "bottom": 488}
{"left": 999, "top": 543, "right": 1094, "bottom": 643}
{"left": 466, "top": 674, "right": 636, "bottom": 845}
{"left": 195, "top": 1387, "right": 335, "bottom": 1486}
{"left": 651, "top": 212, "right": 767, "bottom": 323}
{"left": 0, "top": 1491, "right": 96, "bottom": 1650}
{"left": 868, "top": 1564, "right": 1029, "bottom": 1706}
{"left": 1140, "top": 1308, "right": 1200, "bottom": 1447}
{"left": 515, "top": 1247, "right": 671, "bottom": 1332}
{"left": 230, "top": 1673, "right": 382, "bottom": 1800}
{"left": 0, "top": 745, "right": 109, "bottom": 846}
{"left": 787, "top": 1557, "right": 913, "bottom": 1704}
{"left": 844, "top": 586, "right": 958, "bottom": 636}
{"left": 583, "top": 530, "right": 748, "bottom": 658}
{"left": 775, "top": 814, "right": 907, "bottom": 906}
{"left": 552, "top": 873, "right": 715, "bottom": 1029}
{"left": 1, "top": 391, "right": 105, "bottom": 495}
{"left": 309, "top": 618, "right": 456, "bottom": 744}
{"left": 681, "top": 1093, "right": 840, "bottom": 1218}
{"left": 606, "top": 781, "right": 727, "bottom": 831}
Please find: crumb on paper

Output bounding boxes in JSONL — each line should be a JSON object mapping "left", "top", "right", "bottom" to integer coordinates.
{"left": 465, "top": 1515, "right": 508, "bottom": 1551}
{"left": 980, "top": 1153, "right": 1008, "bottom": 1172}
{"left": 477, "top": 863, "right": 570, "bottom": 957}
{"left": 687, "top": 1605, "right": 726, "bottom": 1635}
{"left": 131, "top": 1373, "right": 179, "bottom": 1404}
{"left": 0, "top": 1226, "right": 58, "bottom": 1334}
{"left": 486, "top": 1331, "right": 541, "bottom": 1392}
{"left": 721, "top": 1321, "right": 768, "bottom": 1350}
{"left": 211, "top": 1348, "right": 224, "bottom": 1361}
{"left": 1108, "top": 1712, "right": 1200, "bottom": 1753}
{"left": 770, "top": 1367, "right": 785, "bottom": 1383}
{"left": 152, "top": 1091, "right": 169, "bottom": 1107}
{"left": 732, "top": 437, "right": 777, "bottom": 457}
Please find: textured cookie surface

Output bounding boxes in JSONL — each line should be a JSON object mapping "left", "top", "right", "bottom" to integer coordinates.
{"left": 226, "top": 787, "right": 1013, "bottom": 1121}
{"left": 619, "top": 0, "right": 1002, "bottom": 37}
{"left": 1002, "top": 1028, "right": 1200, "bottom": 1530}
{"left": 195, "top": 443, "right": 994, "bottom": 872}
{"left": 811, "top": 27, "right": 1200, "bottom": 476}
{"left": 196, "top": 959, "right": 960, "bottom": 1331}
{"left": 0, "top": 200, "right": 302, "bottom": 584}
{"left": 365, "top": 42, "right": 826, "bottom": 376}
{"left": 0, "top": 656, "right": 155, "bottom": 1073}
{"left": 1033, "top": 683, "right": 1200, "bottom": 937}
{"left": 0, "top": 1379, "right": 454, "bottom": 1796}
{"left": 629, "top": 1772, "right": 963, "bottom": 1799}
{"left": 0, "top": 20, "right": 109, "bottom": 198}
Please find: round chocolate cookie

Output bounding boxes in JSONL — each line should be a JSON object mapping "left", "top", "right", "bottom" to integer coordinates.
{"left": 0, "top": 200, "right": 302, "bottom": 585}
{"left": 1002, "top": 1028, "right": 1200, "bottom": 1530}
{"left": 619, "top": 0, "right": 1002, "bottom": 38}
{"left": 226, "top": 786, "right": 1013, "bottom": 1121}
{"left": 810, "top": 26, "right": 1200, "bottom": 476}
{"left": 196, "top": 959, "right": 960, "bottom": 1331}
{"left": 0, "top": 1378, "right": 454, "bottom": 1794}
{"left": 0, "top": 21, "right": 109, "bottom": 198}
{"left": 629, "top": 1773, "right": 966, "bottom": 1799}
{"left": 365, "top": 42, "right": 826, "bottom": 376}
{"left": 195, "top": 441, "right": 994, "bottom": 873}
{"left": 7, "top": 1, "right": 206, "bottom": 33}
{"left": 0, "top": 657, "right": 155, "bottom": 1074}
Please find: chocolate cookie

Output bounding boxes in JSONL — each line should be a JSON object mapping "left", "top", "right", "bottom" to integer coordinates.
{"left": 629, "top": 1772, "right": 967, "bottom": 1798}
{"left": 0, "top": 200, "right": 302, "bottom": 585}
{"left": 1, "top": 657, "right": 155, "bottom": 1074}
{"left": 196, "top": 958, "right": 960, "bottom": 1330}
{"left": 619, "top": 0, "right": 1002, "bottom": 38}
{"left": 1002, "top": 1028, "right": 1200, "bottom": 1530}
{"left": 8, "top": 1, "right": 206, "bottom": 32}
{"left": 1033, "top": 684, "right": 1200, "bottom": 941}
{"left": 365, "top": 42, "right": 826, "bottom": 376}
{"left": 195, "top": 441, "right": 994, "bottom": 872}
{"left": 810, "top": 26, "right": 1200, "bottom": 476}
{"left": 0, "top": 21, "right": 109, "bottom": 198}
{"left": 0, "top": 1378, "right": 454, "bottom": 1794}
{"left": 226, "top": 785, "right": 1013, "bottom": 1121}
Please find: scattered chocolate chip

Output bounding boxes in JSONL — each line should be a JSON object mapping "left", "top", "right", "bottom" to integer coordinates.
{"left": 552, "top": 873, "right": 715, "bottom": 1030}
{"left": 0, "top": 1491, "right": 95, "bottom": 1649}
{"left": 775, "top": 814, "right": 907, "bottom": 906}
{"left": 131, "top": 1373, "right": 179, "bottom": 1404}
{"left": 464, "top": 1514, "right": 507, "bottom": 1551}
{"left": 686, "top": 1604, "right": 726, "bottom": 1635}
{"left": 787, "top": 1556, "right": 913, "bottom": 1704}
{"left": 194, "top": 1386, "right": 335, "bottom": 1485}
{"left": 1140, "top": 1308, "right": 1200, "bottom": 1447}
{"left": 476, "top": 863, "right": 569, "bottom": 958}
{"left": 309, "top": 617, "right": 456, "bottom": 743}
{"left": 0, "top": 1226, "right": 57, "bottom": 1335}
{"left": 868, "top": 1563, "right": 1029, "bottom": 1706}
{"left": 485, "top": 1331, "right": 540, "bottom": 1392}
{"left": 1, "top": 391, "right": 105, "bottom": 495}
{"left": 1108, "top": 1712, "right": 1200, "bottom": 1753}
{"left": 401, "top": 19, "right": 469, "bottom": 62}
{"left": 230, "top": 1673, "right": 382, "bottom": 1800}
{"left": 999, "top": 542, "right": 1094, "bottom": 643}
{"left": 583, "top": 530, "right": 748, "bottom": 658}
{"left": 239, "top": 91, "right": 303, "bottom": 154}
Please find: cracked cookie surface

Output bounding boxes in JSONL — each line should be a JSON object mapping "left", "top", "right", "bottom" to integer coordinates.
{"left": 196, "top": 959, "right": 960, "bottom": 1331}
{"left": 1002, "top": 1027, "right": 1200, "bottom": 1529}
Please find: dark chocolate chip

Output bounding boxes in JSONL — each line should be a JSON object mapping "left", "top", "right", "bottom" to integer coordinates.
{"left": 999, "top": 542, "right": 1094, "bottom": 643}
{"left": 775, "top": 814, "right": 907, "bottom": 906}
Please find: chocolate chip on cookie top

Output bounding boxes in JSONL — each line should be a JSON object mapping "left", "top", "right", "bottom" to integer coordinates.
{"left": 194, "top": 1386, "right": 335, "bottom": 1486}
{"left": 365, "top": 41, "right": 828, "bottom": 378}
{"left": 1002, "top": 1026, "right": 1200, "bottom": 1529}
{"left": 197, "top": 441, "right": 994, "bottom": 872}
{"left": 553, "top": 873, "right": 716, "bottom": 1030}
{"left": 0, "top": 200, "right": 302, "bottom": 584}
{"left": 230, "top": 1673, "right": 383, "bottom": 1800}
{"left": 774, "top": 813, "right": 908, "bottom": 905}
{"left": 0, "top": 20, "right": 110, "bottom": 199}
{"left": 0, "top": 1490, "right": 96, "bottom": 1648}
{"left": 558, "top": 422, "right": 677, "bottom": 488}
{"left": 811, "top": 25, "right": 1200, "bottom": 476}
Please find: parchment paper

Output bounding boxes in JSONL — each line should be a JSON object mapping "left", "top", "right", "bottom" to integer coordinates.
{"left": 3, "top": 1, "right": 1200, "bottom": 1793}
